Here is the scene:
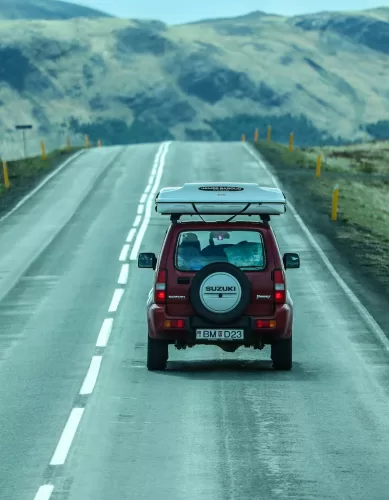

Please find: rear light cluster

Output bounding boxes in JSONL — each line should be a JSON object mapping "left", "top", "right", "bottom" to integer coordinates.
{"left": 256, "top": 320, "right": 276, "bottom": 328}
{"left": 155, "top": 269, "right": 167, "bottom": 303}
{"left": 164, "top": 319, "right": 185, "bottom": 328}
{"left": 273, "top": 269, "right": 286, "bottom": 304}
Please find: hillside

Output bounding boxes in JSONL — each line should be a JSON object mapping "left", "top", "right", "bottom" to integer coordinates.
{"left": 0, "top": 7, "right": 388, "bottom": 146}
{"left": 0, "top": 0, "right": 111, "bottom": 20}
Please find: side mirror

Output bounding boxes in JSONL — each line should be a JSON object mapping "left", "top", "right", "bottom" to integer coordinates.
{"left": 283, "top": 252, "right": 300, "bottom": 269}
{"left": 138, "top": 252, "right": 157, "bottom": 269}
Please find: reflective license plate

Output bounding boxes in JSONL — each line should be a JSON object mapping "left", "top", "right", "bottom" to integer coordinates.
{"left": 196, "top": 329, "right": 244, "bottom": 340}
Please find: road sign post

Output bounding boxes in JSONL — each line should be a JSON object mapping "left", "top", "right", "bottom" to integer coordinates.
{"left": 15, "top": 124, "right": 33, "bottom": 158}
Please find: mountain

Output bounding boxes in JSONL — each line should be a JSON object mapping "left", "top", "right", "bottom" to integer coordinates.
{"left": 0, "top": 0, "right": 112, "bottom": 20}
{"left": 0, "top": 8, "right": 388, "bottom": 146}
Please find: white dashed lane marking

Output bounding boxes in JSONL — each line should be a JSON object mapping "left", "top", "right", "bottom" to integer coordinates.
{"left": 33, "top": 485, "right": 54, "bottom": 500}
{"left": 126, "top": 228, "right": 136, "bottom": 243}
{"left": 118, "top": 263, "right": 129, "bottom": 285}
{"left": 79, "top": 356, "right": 102, "bottom": 395}
{"left": 108, "top": 288, "right": 124, "bottom": 313}
{"left": 119, "top": 244, "right": 130, "bottom": 262}
{"left": 96, "top": 318, "right": 113, "bottom": 348}
{"left": 33, "top": 142, "right": 171, "bottom": 500}
{"left": 130, "top": 142, "right": 170, "bottom": 260}
{"left": 50, "top": 408, "right": 85, "bottom": 466}
{"left": 133, "top": 215, "right": 142, "bottom": 227}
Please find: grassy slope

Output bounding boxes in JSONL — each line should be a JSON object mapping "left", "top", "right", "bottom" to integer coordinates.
{"left": 0, "top": 146, "right": 82, "bottom": 217}
{"left": 254, "top": 140, "right": 389, "bottom": 293}
{"left": 0, "top": 10, "right": 389, "bottom": 143}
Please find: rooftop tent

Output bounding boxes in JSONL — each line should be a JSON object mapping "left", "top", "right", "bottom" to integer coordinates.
{"left": 155, "top": 182, "right": 286, "bottom": 216}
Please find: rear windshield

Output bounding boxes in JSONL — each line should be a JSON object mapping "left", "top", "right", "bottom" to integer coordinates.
{"left": 175, "top": 229, "right": 266, "bottom": 271}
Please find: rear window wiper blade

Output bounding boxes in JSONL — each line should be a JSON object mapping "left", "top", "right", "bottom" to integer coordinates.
{"left": 239, "top": 266, "right": 263, "bottom": 270}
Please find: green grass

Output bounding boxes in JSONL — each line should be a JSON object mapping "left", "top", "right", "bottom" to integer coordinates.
{"left": 0, "top": 146, "right": 83, "bottom": 215}
{"left": 253, "top": 139, "right": 389, "bottom": 292}
{"left": 1, "top": 147, "right": 82, "bottom": 193}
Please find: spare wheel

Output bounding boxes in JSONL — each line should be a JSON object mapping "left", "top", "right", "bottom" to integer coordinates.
{"left": 189, "top": 263, "right": 251, "bottom": 324}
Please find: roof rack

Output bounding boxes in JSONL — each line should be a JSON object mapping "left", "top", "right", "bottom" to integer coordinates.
{"left": 169, "top": 213, "right": 271, "bottom": 225}
{"left": 155, "top": 183, "right": 286, "bottom": 220}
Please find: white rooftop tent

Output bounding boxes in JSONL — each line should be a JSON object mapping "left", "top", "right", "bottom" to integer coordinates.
{"left": 155, "top": 182, "right": 286, "bottom": 216}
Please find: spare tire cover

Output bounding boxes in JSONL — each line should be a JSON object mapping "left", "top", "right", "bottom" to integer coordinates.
{"left": 189, "top": 262, "right": 251, "bottom": 324}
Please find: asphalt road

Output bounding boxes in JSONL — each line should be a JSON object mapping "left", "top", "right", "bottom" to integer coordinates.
{"left": 1, "top": 141, "right": 389, "bottom": 500}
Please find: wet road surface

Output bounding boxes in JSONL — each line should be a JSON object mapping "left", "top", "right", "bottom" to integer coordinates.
{"left": 1, "top": 141, "right": 389, "bottom": 500}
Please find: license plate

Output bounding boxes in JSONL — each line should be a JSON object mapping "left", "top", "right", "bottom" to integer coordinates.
{"left": 196, "top": 329, "right": 244, "bottom": 340}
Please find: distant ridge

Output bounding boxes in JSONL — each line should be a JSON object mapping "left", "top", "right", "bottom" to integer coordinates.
{"left": 0, "top": 0, "right": 112, "bottom": 20}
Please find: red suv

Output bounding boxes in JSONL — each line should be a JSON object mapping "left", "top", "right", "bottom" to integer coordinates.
{"left": 138, "top": 182, "right": 300, "bottom": 371}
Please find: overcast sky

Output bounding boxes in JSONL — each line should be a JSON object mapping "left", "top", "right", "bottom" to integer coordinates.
{"left": 70, "top": 0, "right": 385, "bottom": 24}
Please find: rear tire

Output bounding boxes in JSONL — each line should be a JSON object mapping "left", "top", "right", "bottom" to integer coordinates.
{"left": 147, "top": 335, "right": 168, "bottom": 371}
{"left": 271, "top": 336, "right": 292, "bottom": 371}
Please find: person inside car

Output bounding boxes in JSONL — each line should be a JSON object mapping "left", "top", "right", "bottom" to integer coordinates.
{"left": 177, "top": 233, "right": 205, "bottom": 270}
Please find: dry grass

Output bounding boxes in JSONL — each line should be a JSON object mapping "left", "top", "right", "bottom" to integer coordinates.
{"left": 254, "top": 139, "right": 389, "bottom": 292}
{"left": 302, "top": 140, "right": 389, "bottom": 175}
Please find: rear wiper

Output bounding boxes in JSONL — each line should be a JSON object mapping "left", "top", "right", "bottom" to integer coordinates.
{"left": 239, "top": 266, "right": 262, "bottom": 270}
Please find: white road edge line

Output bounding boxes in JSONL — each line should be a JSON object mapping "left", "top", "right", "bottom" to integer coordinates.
{"left": 137, "top": 204, "right": 144, "bottom": 215}
{"left": 118, "top": 263, "right": 129, "bottom": 285}
{"left": 96, "top": 318, "right": 113, "bottom": 347}
{"left": 108, "top": 288, "right": 124, "bottom": 313}
{"left": 50, "top": 408, "right": 85, "bottom": 465}
{"left": 244, "top": 143, "right": 389, "bottom": 352}
{"left": 119, "top": 244, "right": 130, "bottom": 262}
{"left": 0, "top": 150, "right": 85, "bottom": 224}
{"left": 33, "top": 485, "right": 54, "bottom": 500}
{"left": 140, "top": 193, "right": 147, "bottom": 204}
{"left": 79, "top": 356, "right": 103, "bottom": 395}
{"left": 130, "top": 142, "right": 171, "bottom": 260}
{"left": 126, "top": 228, "right": 136, "bottom": 243}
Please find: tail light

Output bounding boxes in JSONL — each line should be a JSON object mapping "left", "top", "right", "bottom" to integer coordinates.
{"left": 155, "top": 269, "right": 167, "bottom": 304}
{"left": 273, "top": 269, "right": 286, "bottom": 304}
{"left": 164, "top": 319, "right": 184, "bottom": 328}
{"left": 256, "top": 320, "right": 276, "bottom": 328}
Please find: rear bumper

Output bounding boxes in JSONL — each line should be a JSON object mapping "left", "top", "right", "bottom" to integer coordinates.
{"left": 147, "top": 303, "right": 292, "bottom": 344}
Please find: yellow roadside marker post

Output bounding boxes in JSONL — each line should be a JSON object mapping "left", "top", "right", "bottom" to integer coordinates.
{"left": 267, "top": 125, "right": 272, "bottom": 142}
{"left": 289, "top": 132, "right": 294, "bottom": 152}
{"left": 316, "top": 154, "right": 322, "bottom": 177}
{"left": 67, "top": 136, "right": 71, "bottom": 151}
{"left": 241, "top": 134, "right": 246, "bottom": 142}
{"left": 40, "top": 140, "right": 47, "bottom": 160}
{"left": 98, "top": 139, "right": 102, "bottom": 147}
{"left": 254, "top": 128, "right": 259, "bottom": 143}
{"left": 331, "top": 184, "right": 339, "bottom": 221}
{"left": 85, "top": 135, "right": 89, "bottom": 148}
{"left": 2, "top": 160, "right": 9, "bottom": 188}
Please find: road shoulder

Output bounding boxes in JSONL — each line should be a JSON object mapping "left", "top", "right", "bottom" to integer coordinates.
{"left": 247, "top": 141, "right": 389, "bottom": 337}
